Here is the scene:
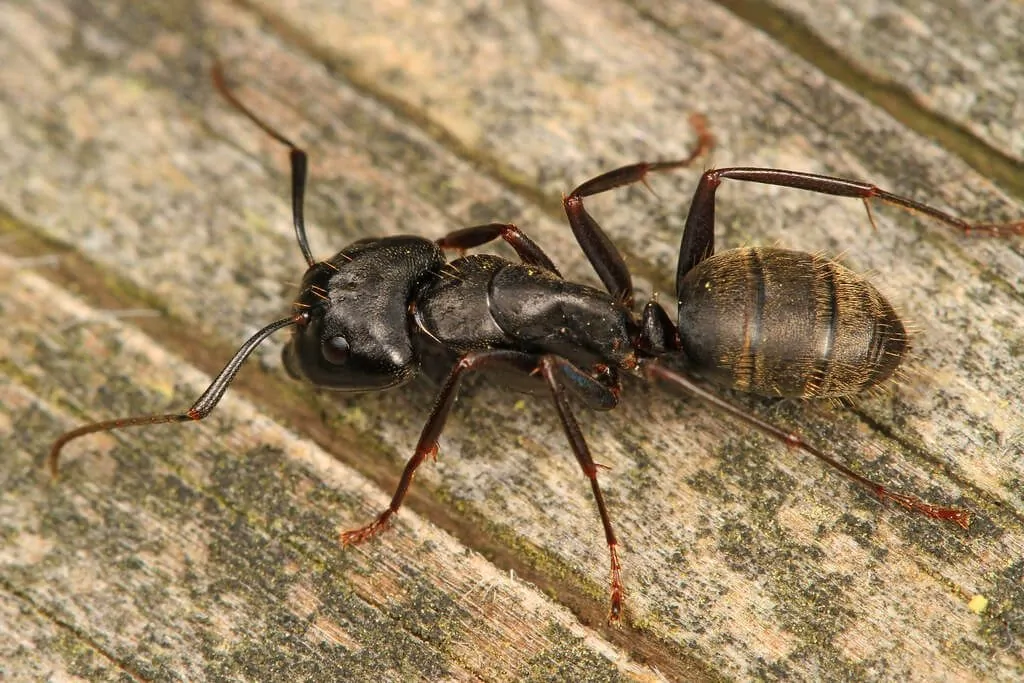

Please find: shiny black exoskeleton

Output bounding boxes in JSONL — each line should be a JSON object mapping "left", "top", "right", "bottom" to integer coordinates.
{"left": 287, "top": 236, "right": 636, "bottom": 404}
{"left": 48, "top": 67, "right": 1024, "bottom": 623}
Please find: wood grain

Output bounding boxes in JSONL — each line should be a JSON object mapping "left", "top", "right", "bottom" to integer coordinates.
{"left": 1, "top": 0, "right": 1022, "bottom": 679}
{"left": 771, "top": 0, "right": 1024, "bottom": 164}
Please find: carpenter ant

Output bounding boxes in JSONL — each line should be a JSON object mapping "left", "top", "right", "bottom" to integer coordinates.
{"left": 49, "top": 64, "right": 1024, "bottom": 623}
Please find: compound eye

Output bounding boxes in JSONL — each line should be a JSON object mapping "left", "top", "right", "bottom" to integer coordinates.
{"left": 321, "top": 335, "right": 350, "bottom": 365}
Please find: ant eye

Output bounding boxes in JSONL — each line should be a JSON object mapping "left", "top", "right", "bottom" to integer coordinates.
{"left": 321, "top": 335, "right": 350, "bottom": 365}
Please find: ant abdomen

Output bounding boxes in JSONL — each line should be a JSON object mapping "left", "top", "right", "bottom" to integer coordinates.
{"left": 676, "top": 247, "right": 908, "bottom": 399}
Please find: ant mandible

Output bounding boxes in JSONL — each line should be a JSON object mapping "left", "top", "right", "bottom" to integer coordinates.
{"left": 48, "top": 64, "right": 1024, "bottom": 623}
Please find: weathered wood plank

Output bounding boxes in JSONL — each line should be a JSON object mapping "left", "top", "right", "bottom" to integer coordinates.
{"left": 767, "top": 0, "right": 1024, "bottom": 164}
{"left": 1, "top": 0, "right": 1022, "bottom": 679}
{"left": 0, "top": 588, "right": 128, "bottom": 681}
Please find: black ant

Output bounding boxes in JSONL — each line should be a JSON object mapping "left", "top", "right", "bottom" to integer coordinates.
{"left": 48, "top": 65, "right": 1024, "bottom": 623}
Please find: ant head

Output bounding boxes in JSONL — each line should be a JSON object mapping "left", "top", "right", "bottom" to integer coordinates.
{"left": 282, "top": 236, "right": 444, "bottom": 391}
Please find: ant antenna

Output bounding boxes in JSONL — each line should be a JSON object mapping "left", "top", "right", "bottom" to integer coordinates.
{"left": 211, "top": 62, "right": 317, "bottom": 267}
{"left": 48, "top": 313, "right": 306, "bottom": 476}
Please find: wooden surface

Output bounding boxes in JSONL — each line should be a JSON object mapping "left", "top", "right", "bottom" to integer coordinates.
{"left": 2, "top": 0, "right": 1022, "bottom": 680}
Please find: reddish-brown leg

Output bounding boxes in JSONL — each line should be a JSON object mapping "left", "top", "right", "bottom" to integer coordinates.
{"left": 540, "top": 356, "right": 626, "bottom": 623}
{"left": 676, "top": 167, "right": 1024, "bottom": 292}
{"left": 340, "top": 349, "right": 539, "bottom": 544}
{"left": 563, "top": 114, "right": 715, "bottom": 307}
{"left": 643, "top": 361, "right": 971, "bottom": 529}
{"left": 437, "top": 222, "right": 561, "bottom": 276}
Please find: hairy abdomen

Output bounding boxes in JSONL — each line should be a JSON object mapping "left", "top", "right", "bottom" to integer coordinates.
{"left": 677, "top": 247, "right": 908, "bottom": 398}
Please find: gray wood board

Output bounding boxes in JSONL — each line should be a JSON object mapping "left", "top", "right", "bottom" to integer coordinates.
{"left": 771, "top": 0, "right": 1024, "bottom": 164}
{"left": 1, "top": 0, "right": 1022, "bottom": 680}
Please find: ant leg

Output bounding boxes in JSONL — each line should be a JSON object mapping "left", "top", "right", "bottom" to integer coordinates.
{"left": 545, "top": 356, "right": 620, "bottom": 411}
{"left": 437, "top": 222, "right": 562, "bottom": 276}
{"left": 212, "top": 64, "right": 317, "bottom": 267}
{"left": 48, "top": 314, "right": 304, "bottom": 476}
{"left": 341, "top": 349, "right": 539, "bottom": 545}
{"left": 643, "top": 361, "right": 971, "bottom": 529}
{"left": 677, "top": 167, "right": 1024, "bottom": 292}
{"left": 539, "top": 356, "right": 626, "bottom": 623}
{"left": 564, "top": 114, "right": 715, "bottom": 307}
